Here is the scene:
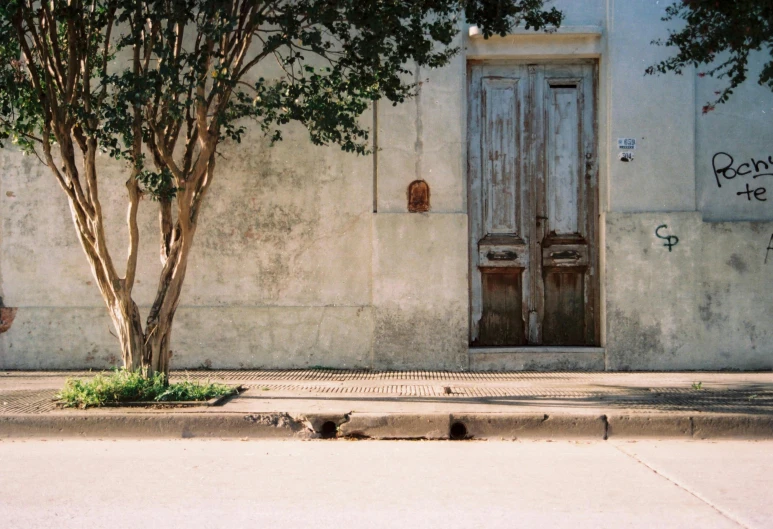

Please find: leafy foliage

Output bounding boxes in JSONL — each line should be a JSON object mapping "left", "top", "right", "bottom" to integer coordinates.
{"left": 647, "top": 0, "right": 773, "bottom": 112}
{"left": 0, "top": 0, "right": 563, "bottom": 199}
{"left": 57, "top": 369, "right": 236, "bottom": 408}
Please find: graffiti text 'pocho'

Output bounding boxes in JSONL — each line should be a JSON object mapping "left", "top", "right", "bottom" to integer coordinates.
{"left": 712, "top": 152, "right": 773, "bottom": 202}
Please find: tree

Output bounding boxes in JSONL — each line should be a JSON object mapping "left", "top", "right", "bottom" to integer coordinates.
{"left": 647, "top": 0, "right": 773, "bottom": 113}
{"left": 0, "top": 0, "right": 562, "bottom": 379}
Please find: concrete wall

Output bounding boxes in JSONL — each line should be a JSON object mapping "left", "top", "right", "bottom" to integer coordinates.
{"left": 370, "top": 30, "right": 470, "bottom": 370}
{"left": 0, "top": 124, "right": 378, "bottom": 369}
{"left": 600, "top": 1, "right": 773, "bottom": 369}
{"left": 606, "top": 0, "right": 696, "bottom": 213}
{"left": 696, "top": 58, "right": 773, "bottom": 222}
{"left": 2, "top": 0, "right": 773, "bottom": 371}
{"left": 606, "top": 213, "right": 773, "bottom": 370}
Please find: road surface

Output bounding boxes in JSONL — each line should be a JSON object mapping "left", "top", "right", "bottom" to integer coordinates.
{"left": 1, "top": 439, "right": 770, "bottom": 528}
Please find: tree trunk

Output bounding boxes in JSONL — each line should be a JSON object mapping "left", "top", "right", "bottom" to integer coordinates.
{"left": 83, "top": 198, "right": 195, "bottom": 382}
{"left": 110, "top": 298, "right": 146, "bottom": 372}
{"left": 108, "top": 293, "right": 178, "bottom": 381}
{"left": 142, "top": 223, "right": 194, "bottom": 380}
{"left": 145, "top": 313, "right": 175, "bottom": 380}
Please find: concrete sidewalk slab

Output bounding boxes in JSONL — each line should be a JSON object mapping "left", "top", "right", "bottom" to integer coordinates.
{"left": 1, "top": 370, "right": 772, "bottom": 440}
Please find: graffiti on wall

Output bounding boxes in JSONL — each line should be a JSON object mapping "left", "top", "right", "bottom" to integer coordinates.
{"left": 766, "top": 234, "right": 773, "bottom": 264}
{"left": 655, "top": 224, "right": 679, "bottom": 252}
{"left": 712, "top": 152, "right": 772, "bottom": 202}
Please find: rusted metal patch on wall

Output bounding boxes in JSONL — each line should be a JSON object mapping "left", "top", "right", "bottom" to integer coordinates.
{"left": 0, "top": 307, "right": 17, "bottom": 334}
{"left": 407, "top": 180, "right": 430, "bottom": 212}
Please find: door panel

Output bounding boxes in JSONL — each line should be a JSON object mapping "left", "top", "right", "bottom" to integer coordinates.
{"left": 547, "top": 85, "right": 581, "bottom": 235}
{"left": 469, "top": 61, "right": 598, "bottom": 347}
{"left": 482, "top": 78, "right": 522, "bottom": 235}
{"left": 479, "top": 270, "right": 526, "bottom": 346}
{"left": 542, "top": 270, "right": 585, "bottom": 346}
{"left": 470, "top": 65, "right": 531, "bottom": 346}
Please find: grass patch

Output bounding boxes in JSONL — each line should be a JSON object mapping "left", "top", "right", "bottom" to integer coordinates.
{"left": 57, "top": 369, "right": 237, "bottom": 408}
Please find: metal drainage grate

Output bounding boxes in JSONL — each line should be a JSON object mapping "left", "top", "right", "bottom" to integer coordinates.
{"left": 175, "top": 370, "right": 626, "bottom": 382}
{"left": 241, "top": 385, "right": 773, "bottom": 413}
{"left": 0, "top": 390, "right": 58, "bottom": 414}
{"left": 243, "top": 384, "right": 623, "bottom": 398}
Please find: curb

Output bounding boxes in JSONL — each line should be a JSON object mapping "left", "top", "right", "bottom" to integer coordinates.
{"left": 606, "top": 414, "right": 773, "bottom": 439}
{"left": 2, "top": 411, "right": 773, "bottom": 440}
{"left": 0, "top": 413, "right": 311, "bottom": 439}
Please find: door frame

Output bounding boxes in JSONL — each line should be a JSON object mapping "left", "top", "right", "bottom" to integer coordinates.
{"left": 466, "top": 58, "right": 601, "bottom": 349}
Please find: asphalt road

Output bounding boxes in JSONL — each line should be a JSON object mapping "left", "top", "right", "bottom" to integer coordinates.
{"left": 1, "top": 439, "right": 770, "bottom": 529}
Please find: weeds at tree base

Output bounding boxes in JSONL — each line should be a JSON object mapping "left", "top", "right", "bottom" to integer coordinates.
{"left": 57, "top": 369, "right": 236, "bottom": 408}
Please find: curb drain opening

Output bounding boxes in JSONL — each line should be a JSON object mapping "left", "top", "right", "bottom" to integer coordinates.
{"left": 449, "top": 421, "right": 468, "bottom": 440}
{"left": 319, "top": 421, "right": 338, "bottom": 439}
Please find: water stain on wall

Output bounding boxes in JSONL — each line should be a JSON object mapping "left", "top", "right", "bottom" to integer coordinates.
{"left": 194, "top": 138, "right": 324, "bottom": 301}
{"left": 699, "top": 292, "right": 729, "bottom": 330}
{"left": 607, "top": 309, "right": 666, "bottom": 370}
{"left": 374, "top": 307, "right": 467, "bottom": 370}
{"left": 727, "top": 253, "right": 749, "bottom": 274}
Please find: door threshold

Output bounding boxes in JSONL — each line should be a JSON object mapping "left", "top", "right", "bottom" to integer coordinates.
{"left": 470, "top": 346, "right": 604, "bottom": 355}
{"left": 469, "top": 347, "right": 605, "bottom": 371}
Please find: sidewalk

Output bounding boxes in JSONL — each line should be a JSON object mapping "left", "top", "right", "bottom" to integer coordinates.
{"left": 1, "top": 370, "right": 772, "bottom": 440}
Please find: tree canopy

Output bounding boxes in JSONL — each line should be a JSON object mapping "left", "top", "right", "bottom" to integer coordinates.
{"left": 0, "top": 0, "right": 563, "bottom": 189}
{"left": 647, "top": 0, "right": 773, "bottom": 113}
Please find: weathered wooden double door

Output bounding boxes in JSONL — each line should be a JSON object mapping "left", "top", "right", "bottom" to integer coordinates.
{"left": 468, "top": 61, "right": 599, "bottom": 347}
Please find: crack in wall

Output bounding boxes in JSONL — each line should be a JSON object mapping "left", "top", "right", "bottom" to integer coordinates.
{"left": 414, "top": 65, "right": 424, "bottom": 183}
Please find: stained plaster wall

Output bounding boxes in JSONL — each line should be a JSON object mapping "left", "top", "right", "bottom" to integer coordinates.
{"left": 372, "top": 28, "right": 469, "bottom": 369}
{"left": 606, "top": 213, "right": 773, "bottom": 370}
{"left": 2, "top": 0, "right": 773, "bottom": 371}
{"left": 0, "top": 32, "right": 471, "bottom": 370}
{"left": 0, "top": 124, "right": 376, "bottom": 369}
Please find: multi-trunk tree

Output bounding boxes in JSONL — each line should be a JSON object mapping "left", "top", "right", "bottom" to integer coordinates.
{"left": 0, "top": 0, "right": 562, "bottom": 379}
{"left": 648, "top": 0, "right": 773, "bottom": 112}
